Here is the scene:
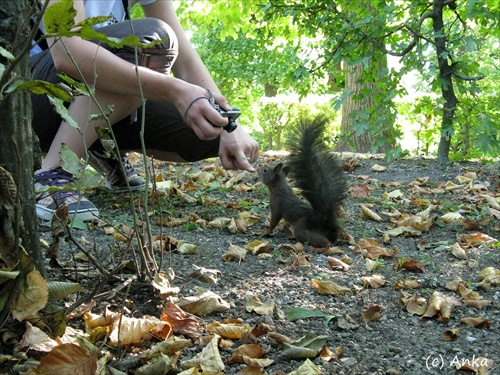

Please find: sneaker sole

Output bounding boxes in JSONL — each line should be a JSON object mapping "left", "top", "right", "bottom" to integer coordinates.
{"left": 105, "top": 181, "right": 148, "bottom": 193}
{"left": 36, "top": 204, "right": 100, "bottom": 222}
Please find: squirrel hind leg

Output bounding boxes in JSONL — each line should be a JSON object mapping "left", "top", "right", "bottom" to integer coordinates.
{"left": 295, "top": 230, "right": 331, "bottom": 249}
{"left": 326, "top": 226, "right": 343, "bottom": 245}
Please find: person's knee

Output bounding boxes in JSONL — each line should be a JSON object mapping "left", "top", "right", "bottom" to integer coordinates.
{"left": 135, "top": 18, "right": 178, "bottom": 51}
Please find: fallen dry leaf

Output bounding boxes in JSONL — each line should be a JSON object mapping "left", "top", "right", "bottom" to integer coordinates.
{"left": 11, "top": 269, "right": 48, "bottom": 321}
{"left": 337, "top": 315, "right": 359, "bottom": 330}
{"left": 454, "top": 356, "right": 493, "bottom": 373}
{"left": 363, "top": 305, "right": 382, "bottom": 323}
{"left": 151, "top": 273, "right": 180, "bottom": 298}
{"left": 160, "top": 299, "right": 201, "bottom": 340}
{"left": 32, "top": 343, "right": 97, "bottom": 375}
{"left": 462, "top": 299, "right": 492, "bottom": 309}
{"left": 245, "top": 240, "right": 271, "bottom": 255}
{"left": 393, "top": 214, "right": 433, "bottom": 232}
{"left": 371, "top": 164, "right": 386, "bottom": 172}
{"left": 393, "top": 278, "right": 422, "bottom": 290}
{"left": 365, "top": 258, "right": 381, "bottom": 272}
{"left": 459, "top": 232, "right": 498, "bottom": 248}
{"left": 222, "top": 243, "right": 246, "bottom": 262}
{"left": 182, "top": 334, "right": 225, "bottom": 373}
{"left": 360, "top": 205, "right": 383, "bottom": 222}
{"left": 327, "top": 256, "right": 350, "bottom": 271}
{"left": 228, "top": 344, "right": 266, "bottom": 364}
{"left": 393, "top": 258, "right": 425, "bottom": 272}
{"left": 443, "top": 328, "right": 460, "bottom": 341}
{"left": 460, "top": 316, "right": 490, "bottom": 328}
{"left": 353, "top": 238, "right": 397, "bottom": 259}
{"left": 208, "top": 217, "right": 231, "bottom": 229}
{"left": 293, "top": 358, "right": 324, "bottom": 374}
{"left": 177, "top": 288, "right": 230, "bottom": 316}
{"left": 290, "top": 254, "right": 311, "bottom": 267}
{"left": 440, "top": 211, "right": 463, "bottom": 223}
{"left": 206, "top": 321, "right": 250, "bottom": 340}
{"left": 188, "top": 264, "right": 221, "bottom": 284}
{"left": 350, "top": 184, "right": 371, "bottom": 198}
{"left": 246, "top": 295, "right": 276, "bottom": 315}
{"left": 281, "top": 335, "right": 328, "bottom": 360}
{"left": 311, "top": 279, "right": 350, "bottom": 295}
{"left": 18, "top": 322, "right": 59, "bottom": 352}
{"left": 402, "top": 294, "right": 428, "bottom": 316}
{"left": 108, "top": 315, "right": 162, "bottom": 346}
{"left": 268, "top": 332, "right": 293, "bottom": 345}
{"left": 456, "top": 283, "right": 481, "bottom": 300}
{"left": 361, "top": 275, "right": 386, "bottom": 289}
{"left": 439, "top": 296, "right": 462, "bottom": 322}
{"left": 450, "top": 242, "right": 468, "bottom": 259}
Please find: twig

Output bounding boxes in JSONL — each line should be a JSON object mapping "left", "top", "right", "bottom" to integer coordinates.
{"left": 66, "top": 229, "right": 111, "bottom": 279}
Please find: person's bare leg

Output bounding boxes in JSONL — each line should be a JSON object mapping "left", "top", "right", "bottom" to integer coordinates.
{"left": 40, "top": 91, "right": 143, "bottom": 171}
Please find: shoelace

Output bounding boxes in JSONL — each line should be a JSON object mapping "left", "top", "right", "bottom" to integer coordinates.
{"left": 34, "top": 168, "right": 78, "bottom": 203}
{"left": 120, "top": 156, "right": 138, "bottom": 178}
{"left": 34, "top": 168, "right": 74, "bottom": 187}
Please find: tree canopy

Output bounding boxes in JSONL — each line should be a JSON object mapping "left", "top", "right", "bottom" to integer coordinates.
{"left": 177, "top": 0, "right": 500, "bottom": 161}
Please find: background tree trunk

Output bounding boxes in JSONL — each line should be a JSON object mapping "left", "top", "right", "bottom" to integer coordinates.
{"left": 432, "top": 0, "right": 458, "bottom": 164}
{"left": 335, "top": 49, "right": 394, "bottom": 153}
{"left": 0, "top": 0, "right": 43, "bottom": 273}
{"left": 336, "top": 60, "right": 374, "bottom": 152}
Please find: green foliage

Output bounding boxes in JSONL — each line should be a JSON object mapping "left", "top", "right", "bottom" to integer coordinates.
{"left": 253, "top": 97, "right": 339, "bottom": 151}
{"left": 176, "top": 0, "right": 500, "bottom": 159}
{"left": 287, "top": 307, "right": 335, "bottom": 326}
{"left": 59, "top": 145, "right": 101, "bottom": 190}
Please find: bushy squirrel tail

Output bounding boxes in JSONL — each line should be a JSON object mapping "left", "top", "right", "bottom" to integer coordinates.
{"left": 286, "top": 115, "right": 347, "bottom": 238}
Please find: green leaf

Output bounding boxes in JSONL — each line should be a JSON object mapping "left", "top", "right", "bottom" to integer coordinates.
{"left": 74, "top": 16, "right": 113, "bottom": 28}
{"left": 0, "top": 270, "right": 20, "bottom": 286}
{"left": 0, "top": 46, "right": 15, "bottom": 61}
{"left": 89, "top": 104, "right": 114, "bottom": 121}
{"left": 48, "top": 96, "right": 79, "bottom": 129}
{"left": 77, "top": 169, "right": 102, "bottom": 189}
{"left": 47, "top": 281, "right": 82, "bottom": 300}
{"left": 7, "top": 80, "right": 73, "bottom": 102}
{"left": 181, "top": 223, "right": 199, "bottom": 232}
{"left": 287, "top": 307, "right": 336, "bottom": 325}
{"left": 57, "top": 73, "right": 91, "bottom": 96}
{"left": 59, "top": 144, "right": 82, "bottom": 176}
{"left": 44, "top": 0, "right": 77, "bottom": 34}
{"left": 68, "top": 216, "right": 89, "bottom": 230}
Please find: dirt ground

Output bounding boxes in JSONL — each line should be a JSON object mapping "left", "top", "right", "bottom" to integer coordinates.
{"left": 35, "top": 153, "right": 499, "bottom": 374}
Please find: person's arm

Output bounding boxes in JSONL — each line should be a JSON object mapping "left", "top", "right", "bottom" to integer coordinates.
{"left": 45, "top": 0, "right": 226, "bottom": 140}
{"left": 142, "top": 1, "right": 221, "bottom": 94}
{"left": 142, "top": 1, "right": 259, "bottom": 171}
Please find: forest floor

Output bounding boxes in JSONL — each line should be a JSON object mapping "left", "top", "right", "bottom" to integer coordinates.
{"left": 8, "top": 152, "right": 500, "bottom": 375}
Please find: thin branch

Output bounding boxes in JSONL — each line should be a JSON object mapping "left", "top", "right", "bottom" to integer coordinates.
{"left": 309, "top": 32, "right": 348, "bottom": 74}
{"left": 451, "top": 71, "right": 484, "bottom": 81}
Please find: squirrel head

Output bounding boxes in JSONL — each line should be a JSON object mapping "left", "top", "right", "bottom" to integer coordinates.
{"left": 258, "top": 162, "right": 290, "bottom": 186}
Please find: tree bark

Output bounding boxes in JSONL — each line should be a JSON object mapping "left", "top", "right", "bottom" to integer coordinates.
{"left": 0, "top": 0, "right": 43, "bottom": 273}
{"left": 432, "top": 0, "right": 458, "bottom": 164}
{"left": 335, "top": 49, "right": 394, "bottom": 153}
{"left": 336, "top": 60, "right": 374, "bottom": 152}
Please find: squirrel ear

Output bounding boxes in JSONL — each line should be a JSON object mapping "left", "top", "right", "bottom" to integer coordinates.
{"left": 281, "top": 165, "right": 291, "bottom": 176}
{"left": 272, "top": 163, "right": 286, "bottom": 177}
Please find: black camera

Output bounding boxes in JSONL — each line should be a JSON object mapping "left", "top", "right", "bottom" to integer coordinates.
{"left": 214, "top": 105, "right": 240, "bottom": 133}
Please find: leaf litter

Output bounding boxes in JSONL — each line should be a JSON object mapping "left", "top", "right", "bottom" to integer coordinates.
{"left": 1, "top": 155, "right": 499, "bottom": 374}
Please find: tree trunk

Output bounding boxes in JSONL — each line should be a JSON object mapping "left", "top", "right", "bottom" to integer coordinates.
{"left": 336, "top": 49, "right": 394, "bottom": 153}
{"left": 0, "top": 0, "right": 43, "bottom": 273}
{"left": 336, "top": 61, "right": 374, "bottom": 152}
{"left": 432, "top": 0, "right": 458, "bottom": 164}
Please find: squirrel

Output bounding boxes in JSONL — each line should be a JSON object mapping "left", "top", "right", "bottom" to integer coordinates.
{"left": 258, "top": 115, "right": 347, "bottom": 248}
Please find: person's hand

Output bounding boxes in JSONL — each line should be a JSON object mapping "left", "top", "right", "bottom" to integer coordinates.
{"left": 178, "top": 84, "right": 228, "bottom": 140}
{"left": 218, "top": 126, "right": 259, "bottom": 172}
